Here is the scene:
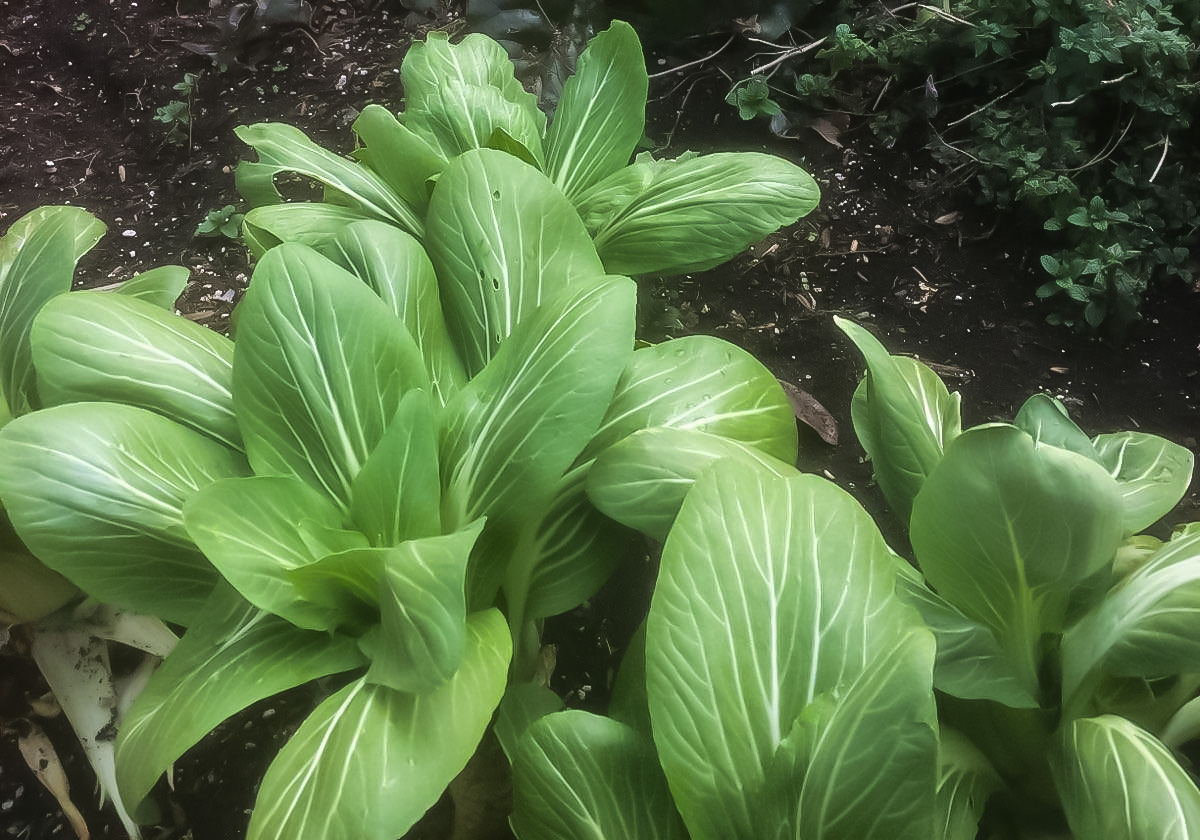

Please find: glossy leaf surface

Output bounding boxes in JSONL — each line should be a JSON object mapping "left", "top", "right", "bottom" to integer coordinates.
{"left": 425, "top": 148, "right": 606, "bottom": 376}
{"left": 245, "top": 609, "right": 511, "bottom": 840}
{"left": 647, "top": 461, "right": 937, "bottom": 839}
{"left": 0, "top": 403, "right": 247, "bottom": 624}
{"left": 911, "top": 424, "right": 1124, "bottom": 701}
{"left": 544, "top": 22, "right": 647, "bottom": 201}
{"left": 32, "top": 292, "right": 241, "bottom": 449}
{"left": 1052, "top": 715, "right": 1200, "bottom": 839}
{"left": 1093, "top": 431, "right": 1194, "bottom": 534}
{"left": 116, "top": 583, "right": 366, "bottom": 813}
{"left": 233, "top": 243, "right": 428, "bottom": 511}
{"left": 837, "top": 317, "right": 961, "bottom": 524}
{"left": 510, "top": 711, "right": 687, "bottom": 840}
{"left": 579, "top": 151, "right": 819, "bottom": 276}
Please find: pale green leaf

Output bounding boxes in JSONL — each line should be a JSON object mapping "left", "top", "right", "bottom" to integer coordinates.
{"left": 896, "top": 571, "right": 1039, "bottom": 708}
{"left": 647, "top": 461, "right": 934, "bottom": 838}
{"left": 1093, "top": 432, "right": 1194, "bottom": 534}
{"left": 510, "top": 711, "right": 688, "bottom": 840}
{"left": 544, "top": 21, "right": 647, "bottom": 201}
{"left": 349, "top": 389, "right": 443, "bottom": 546}
{"left": 352, "top": 104, "right": 445, "bottom": 211}
{"left": 233, "top": 243, "right": 429, "bottom": 510}
{"left": 405, "top": 79, "right": 546, "bottom": 167}
{"left": 494, "top": 682, "right": 564, "bottom": 762}
{"left": 0, "top": 403, "right": 248, "bottom": 624}
{"left": 0, "top": 205, "right": 105, "bottom": 416}
{"left": 242, "top": 203, "right": 375, "bottom": 258}
{"left": 578, "top": 151, "right": 820, "bottom": 276}
{"left": 425, "top": 148, "right": 606, "bottom": 375}
{"left": 184, "top": 476, "right": 367, "bottom": 629}
{"left": 910, "top": 424, "right": 1125, "bottom": 701}
{"left": 113, "top": 265, "right": 189, "bottom": 308}
{"left": 364, "top": 519, "right": 484, "bottom": 694}
{"left": 399, "top": 27, "right": 545, "bottom": 165}
{"left": 582, "top": 334, "right": 798, "bottom": 465}
{"left": 1014, "top": 393, "right": 1097, "bottom": 461}
{"left": 935, "top": 728, "right": 1001, "bottom": 840}
{"left": 786, "top": 630, "right": 939, "bottom": 840}
{"left": 588, "top": 426, "right": 798, "bottom": 541}
{"left": 246, "top": 609, "right": 511, "bottom": 840}
{"left": 32, "top": 292, "right": 241, "bottom": 449}
{"left": 235, "top": 123, "right": 423, "bottom": 237}
{"left": 0, "top": 550, "right": 77, "bottom": 624}
{"left": 1062, "top": 528, "right": 1200, "bottom": 702}
{"left": 116, "top": 582, "right": 366, "bottom": 814}
{"left": 1052, "top": 715, "right": 1200, "bottom": 839}
{"left": 837, "top": 317, "right": 961, "bottom": 524}
{"left": 319, "top": 220, "right": 466, "bottom": 404}
{"left": 440, "top": 276, "right": 635, "bottom": 532}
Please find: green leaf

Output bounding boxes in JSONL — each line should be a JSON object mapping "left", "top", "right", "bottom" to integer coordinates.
{"left": 522, "top": 469, "right": 632, "bottom": 620}
{"left": 184, "top": 476, "right": 367, "bottom": 629}
{"left": 352, "top": 104, "right": 445, "bottom": 212}
{"left": 0, "top": 206, "right": 105, "bottom": 416}
{"left": 1014, "top": 393, "right": 1097, "bottom": 461}
{"left": 783, "top": 630, "right": 939, "bottom": 840}
{"left": 349, "top": 389, "right": 443, "bottom": 546}
{"left": 935, "top": 728, "right": 1000, "bottom": 840}
{"left": 400, "top": 31, "right": 544, "bottom": 164}
{"left": 910, "top": 424, "right": 1124, "bottom": 701}
{"left": 32, "top": 292, "right": 241, "bottom": 450}
{"left": 235, "top": 123, "right": 423, "bottom": 238}
{"left": 588, "top": 426, "right": 798, "bottom": 541}
{"left": 1062, "top": 528, "right": 1200, "bottom": 702}
{"left": 245, "top": 609, "right": 511, "bottom": 840}
{"left": 440, "top": 276, "right": 635, "bottom": 533}
{"left": 896, "top": 571, "right": 1039, "bottom": 708}
{"left": 494, "top": 682, "right": 565, "bottom": 762}
{"left": 578, "top": 151, "right": 820, "bottom": 276}
{"left": 544, "top": 21, "right": 648, "bottom": 202}
{"left": 364, "top": 519, "right": 484, "bottom": 694}
{"left": 242, "top": 203, "right": 375, "bottom": 259}
{"left": 116, "top": 582, "right": 366, "bottom": 815}
{"left": 406, "top": 79, "right": 546, "bottom": 167}
{"left": 510, "top": 711, "right": 688, "bottom": 840}
{"left": 1092, "top": 432, "right": 1194, "bottom": 534}
{"left": 583, "top": 334, "right": 798, "bottom": 464}
{"left": 233, "top": 243, "right": 429, "bottom": 511}
{"left": 319, "top": 220, "right": 466, "bottom": 405}
{"left": 837, "top": 317, "right": 961, "bottom": 524}
{"left": 425, "top": 148, "right": 607, "bottom": 376}
{"left": 647, "top": 461, "right": 936, "bottom": 839}
{"left": 0, "top": 403, "right": 248, "bottom": 624}
{"left": 1052, "top": 715, "right": 1200, "bottom": 839}
{"left": 114, "top": 265, "right": 189, "bottom": 308}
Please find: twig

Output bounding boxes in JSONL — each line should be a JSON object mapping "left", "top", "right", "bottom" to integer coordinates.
{"left": 887, "top": 2, "right": 976, "bottom": 25}
{"left": 1050, "top": 71, "right": 1136, "bottom": 106}
{"left": 1062, "top": 112, "right": 1134, "bottom": 173}
{"left": 649, "top": 36, "right": 736, "bottom": 79}
{"left": 751, "top": 36, "right": 828, "bottom": 75}
{"left": 947, "top": 86, "right": 1017, "bottom": 127}
{"left": 1149, "top": 134, "right": 1170, "bottom": 183}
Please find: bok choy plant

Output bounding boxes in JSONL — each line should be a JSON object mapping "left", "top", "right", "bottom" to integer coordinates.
{"left": 503, "top": 456, "right": 949, "bottom": 840}
{"left": 235, "top": 20, "right": 820, "bottom": 277}
{"left": 0, "top": 206, "right": 187, "bottom": 839}
{"left": 837, "top": 317, "right": 1200, "bottom": 837}
{"left": 0, "top": 148, "right": 801, "bottom": 839}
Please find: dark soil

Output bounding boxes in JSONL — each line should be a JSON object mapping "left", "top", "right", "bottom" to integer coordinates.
{"left": 2, "top": 2, "right": 1198, "bottom": 839}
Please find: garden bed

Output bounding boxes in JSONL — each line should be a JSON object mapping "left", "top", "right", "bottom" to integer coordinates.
{"left": 2, "top": 1, "right": 1197, "bottom": 837}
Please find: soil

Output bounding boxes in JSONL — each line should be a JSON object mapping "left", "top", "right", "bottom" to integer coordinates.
{"left": 2, "top": 2, "right": 1198, "bottom": 839}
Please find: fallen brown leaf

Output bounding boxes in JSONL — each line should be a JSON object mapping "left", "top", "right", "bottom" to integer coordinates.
{"left": 778, "top": 380, "right": 839, "bottom": 445}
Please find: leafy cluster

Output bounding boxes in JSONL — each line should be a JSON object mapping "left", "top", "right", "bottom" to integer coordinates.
{"left": 0, "top": 22, "right": 818, "bottom": 840}
{"left": 737, "top": 0, "right": 1200, "bottom": 333}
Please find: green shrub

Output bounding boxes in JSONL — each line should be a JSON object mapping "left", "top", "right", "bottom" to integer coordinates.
{"left": 736, "top": 0, "right": 1200, "bottom": 334}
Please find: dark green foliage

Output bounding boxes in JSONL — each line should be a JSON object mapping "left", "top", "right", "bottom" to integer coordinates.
{"left": 746, "top": 0, "right": 1200, "bottom": 334}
